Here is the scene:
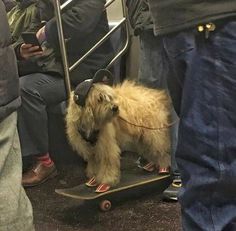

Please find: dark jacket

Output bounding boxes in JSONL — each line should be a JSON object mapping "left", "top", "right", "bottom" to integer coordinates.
{"left": 0, "top": 0, "right": 21, "bottom": 121}
{"left": 126, "top": 0, "right": 153, "bottom": 36}
{"left": 7, "top": 0, "right": 38, "bottom": 44}
{"left": 16, "top": 0, "right": 114, "bottom": 86}
{"left": 148, "top": 0, "right": 236, "bottom": 36}
{"left": 2, "top": 0, "right": 16, "bottom": 12}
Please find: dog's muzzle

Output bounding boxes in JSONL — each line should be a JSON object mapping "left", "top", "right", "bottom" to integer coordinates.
{"left": 78, "top": 128, "right": 99, "bottom": 146}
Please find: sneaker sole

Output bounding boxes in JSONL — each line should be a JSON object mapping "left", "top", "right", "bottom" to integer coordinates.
{"left": 163, "top": 196, "right": 178, "bottom": 201}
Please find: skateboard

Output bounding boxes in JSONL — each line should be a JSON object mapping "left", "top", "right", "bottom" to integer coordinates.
{"left": 55, "top": 166, "right": 171, "bottom": 211}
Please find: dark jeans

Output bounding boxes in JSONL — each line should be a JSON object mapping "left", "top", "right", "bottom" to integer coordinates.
{"left": 18, "top": 73, "right": 66, "bottom": 157}
{"left": 139, "top": 30, "right": 180, "bottom": 177}
{"left": 162, "top": 20, "right": 236, "bottom": 230}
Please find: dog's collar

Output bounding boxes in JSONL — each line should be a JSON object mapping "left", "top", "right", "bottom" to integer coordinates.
{"left": 78, "top": 129, "right": 100, "bottom": 146}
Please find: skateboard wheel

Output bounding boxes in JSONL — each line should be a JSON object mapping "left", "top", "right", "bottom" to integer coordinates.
{"left": 99, "top": 200, "right": 111, "bottom": 211}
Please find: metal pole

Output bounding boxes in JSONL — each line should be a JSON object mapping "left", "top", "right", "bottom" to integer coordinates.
{"left": 61, "top": 0, "right": 73, "bottom": 10}
{"left": 69, "top": 18, "right": 126, "bottom": 72}
{"left": 105, "top": 0, "right": 116, "bottom": 9}
{"left": 53, "top": 0, "right": 71, "bottom": 97}
{"left": 106, "top": 0, "right": 130, "bottom": 69}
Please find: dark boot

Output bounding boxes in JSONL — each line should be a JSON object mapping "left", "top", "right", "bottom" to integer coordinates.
{"left": 162, "top": 176, "right": 182, "bottom": 201}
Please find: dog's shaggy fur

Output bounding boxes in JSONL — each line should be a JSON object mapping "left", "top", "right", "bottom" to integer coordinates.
{"left": 66, "top": 80, "right": 171, "bottom": 186}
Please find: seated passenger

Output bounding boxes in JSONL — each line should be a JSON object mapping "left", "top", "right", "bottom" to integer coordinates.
{"left": 15, "top": 0, "right": 114, "bottom": 187}
{"left": 7, "top": 0, "right": 39, "bottom": 43}
{"left": 2, "top": 0, "right": 16, "bottom": 12}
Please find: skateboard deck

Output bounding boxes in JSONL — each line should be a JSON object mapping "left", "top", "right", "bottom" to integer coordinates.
{"left": 56, "top": 166, "right": 171, "bottom": 211}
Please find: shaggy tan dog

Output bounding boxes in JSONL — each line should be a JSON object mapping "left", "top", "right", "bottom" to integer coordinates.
{"left": 66, "top": 70, "right": 171, "bottom": 192}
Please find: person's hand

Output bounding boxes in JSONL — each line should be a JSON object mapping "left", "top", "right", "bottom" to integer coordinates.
{"left": 36, "top": 26, "right": 46, "bottom": 44}
{"left": 20, "top": 43, "right": 43, "bottom": 60}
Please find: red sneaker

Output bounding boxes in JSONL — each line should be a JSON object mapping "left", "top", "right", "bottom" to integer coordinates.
{"left": 95, "top": 183, "right": 111, "bottom": 193}
{"left": 85, "top": 177, "right": 98, "bottom": 187}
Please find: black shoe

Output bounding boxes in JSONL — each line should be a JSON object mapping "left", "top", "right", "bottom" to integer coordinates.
{"left": 162, "top": 177, "right": 182, "bottom": 201}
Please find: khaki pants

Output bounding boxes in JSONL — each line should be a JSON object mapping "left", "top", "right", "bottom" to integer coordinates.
{"left": 0, "top": 112, "right": 34, "bottom": 231}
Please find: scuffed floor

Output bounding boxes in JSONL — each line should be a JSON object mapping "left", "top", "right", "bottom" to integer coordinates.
{"left": 26, "top": 161, "right": 181, "bottom": 231}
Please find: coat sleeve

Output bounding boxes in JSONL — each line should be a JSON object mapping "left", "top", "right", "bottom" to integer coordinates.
{"left": 45, "top": 0, "right": 106, "bottom": 46}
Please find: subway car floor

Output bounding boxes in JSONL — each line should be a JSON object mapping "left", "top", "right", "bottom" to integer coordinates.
{"left": 25, "top": 157, "right": 182, "bottom": 231}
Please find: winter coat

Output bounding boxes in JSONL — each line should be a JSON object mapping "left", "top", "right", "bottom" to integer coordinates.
{"left": 2, "top": 0, "right": 16, "bottom": 12}
{"left": 0, "top": 0, "right": 21, "bottom": 121}
{"left": 15, "top": 0, "right": 114, "bottom": 86}
{"left": 126, "top": 0, "right": 153, "bottom": 36}
{"left": 148, "top": 0, "right": 236, "bottom": 36}
{"left": 7, "top": 0, "right": 38, "bottom": 44}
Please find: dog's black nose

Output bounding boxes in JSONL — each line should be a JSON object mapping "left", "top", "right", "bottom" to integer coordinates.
{"left": 112, "top": 105, "right": 119, "bottom": 112}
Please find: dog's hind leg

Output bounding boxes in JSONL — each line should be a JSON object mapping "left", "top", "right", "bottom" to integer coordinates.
{"left": 141, "top": 130, "right": 171, "bottom": 174}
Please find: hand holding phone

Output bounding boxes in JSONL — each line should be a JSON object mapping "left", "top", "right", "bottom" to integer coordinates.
{"left": 21, "top": 32, "right": 42, "bottom": 51}
{"left": 20, "top": 43, "right": 43, "bottom": 60}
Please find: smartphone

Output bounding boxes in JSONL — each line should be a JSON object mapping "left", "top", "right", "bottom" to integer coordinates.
{"left": 21, "top": 32, "right": 42, "bottom": 51}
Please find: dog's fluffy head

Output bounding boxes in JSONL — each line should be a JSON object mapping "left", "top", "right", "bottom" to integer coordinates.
{"left": 69, "top": 83, "right": 119, "bottom": 141}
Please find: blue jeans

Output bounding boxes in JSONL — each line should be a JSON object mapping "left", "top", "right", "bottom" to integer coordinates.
{"left": 138, "top": 30, "right": 179, "bottom": 177}
{"left": 18, "top": 73, "right": 66, "bottom": 156}
{"left": 162, "top": 19, "right": 236, "bottom": 230}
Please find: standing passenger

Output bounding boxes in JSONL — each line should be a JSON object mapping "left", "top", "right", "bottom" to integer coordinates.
{"left": 148, "top": 0, "right": 236, "bottom": 230}
{"left": 126, "top": 0, "right": 181, "bottom": 201}
{"left": 0, "top": 0, "right": 34, "bottom": 230}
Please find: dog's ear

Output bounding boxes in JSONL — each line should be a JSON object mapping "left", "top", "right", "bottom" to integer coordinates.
{"left": 73, "top": 79, "right": 93, "bottom": 107}
{"left": 92, "top": 69, "right": 114, "bottom": 86}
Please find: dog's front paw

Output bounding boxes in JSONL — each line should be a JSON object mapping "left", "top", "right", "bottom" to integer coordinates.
{"left": 95, "top": 183, "right": 111, "bottom": 193}
{"left": 85, "top": 177, "right": 98, "bottom": 187}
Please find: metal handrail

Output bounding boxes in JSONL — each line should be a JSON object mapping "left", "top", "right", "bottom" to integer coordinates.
{"left": 53, "top": 0, "right": 130, "bottom": 98}
{"left": 107, "top": 0, "right": 130, "bottom": 69}
{"left": 105, "top": 0, "right": 116, "bottom": 8}
{"left": 53, "top": 0, "right": 71, "bottom": 95}
{"left": 70, "top": 18, "right": 126, "bottom": 72}
{"left": 61, "top": 0, "right": 116, "bottom": 11}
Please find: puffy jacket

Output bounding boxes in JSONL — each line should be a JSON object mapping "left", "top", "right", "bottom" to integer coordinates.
{"left": 0, "top": 0, "right": 21, "bottom": 122}
{"left": 126, "top": 0, "right": 153, "bottom": 36}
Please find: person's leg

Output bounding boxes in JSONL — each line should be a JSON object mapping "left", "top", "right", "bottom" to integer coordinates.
{"left": 18, "top": 73, "right": 66, "bottom": 186}
{"left": 139, "top": 30, "right": 181, "bottom": 199}
{"left": 162, "top": 108, "right": 181, "bottom": 201}
{"left": 138, "top": 30, "right": 167, "bottom": 89}
{"left": 164, "top": 20, "right": 236, "bottom": 230}
{"left": 0, "top": 112, "right": 34, "bottom": 231}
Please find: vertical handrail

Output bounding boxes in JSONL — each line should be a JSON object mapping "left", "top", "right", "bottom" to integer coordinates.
{"left": 53, "top": 0, "right": 71, "bottom": 97}
{"left": 106, "top": 0, "right": 130, "bottom": 69}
